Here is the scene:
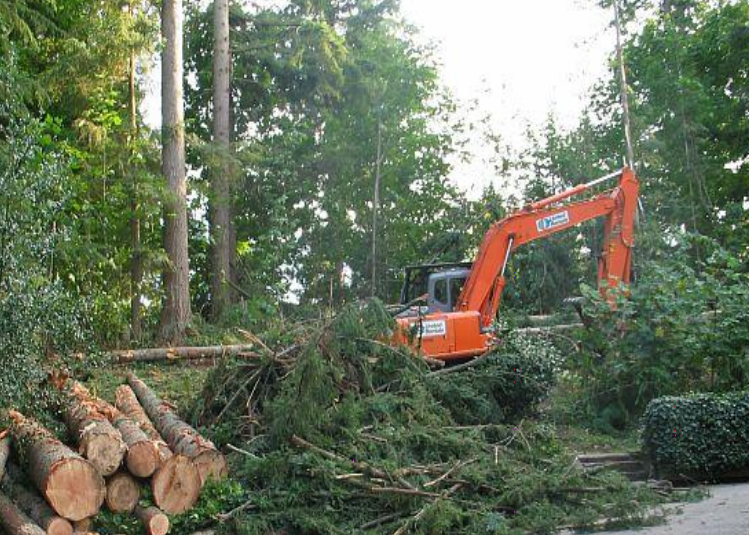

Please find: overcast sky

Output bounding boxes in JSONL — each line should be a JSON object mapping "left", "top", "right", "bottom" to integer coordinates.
{"left": 398, "top": 0, "right": 616, "bottom": 195}
{"left": 142, "top": 0, "right": 616, "bottom": 195}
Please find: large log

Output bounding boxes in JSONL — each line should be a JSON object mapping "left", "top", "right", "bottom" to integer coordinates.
{"left": 104, "top": 472, "right": 139, "bottom": 513}
{"left": 8, "top": 411, "right": 105, "bottom": 522}
{"left": 0, "top": 433, "right": 10, "bottom": 481}
{"left": 3, "top": 463, "right": 73, "bottom": 535}
{"left": 0, "top": 491, "right": 46, "bottom": 535}
{"left": 61, "top": 382, "right": 126, "bottom": 476}
{"left": 114, "top": 386, "right": 171, "bottom": 462}
{"left": 134, "top": 505, "right": 169, "bottom": 535}
{"left": 127, "top": 373, "right": 227, "bottom": 485}
{"left": 108, "top": 409, "right": 160, "bottom": 478}
{"left": 112, "top": 344, "right": 258, "bottom": 364}
{"left": 114, "top": 386, "right": 200, "bottom": 514}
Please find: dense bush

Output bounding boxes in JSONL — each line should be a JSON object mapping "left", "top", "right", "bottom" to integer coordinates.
{"left": 642, "top": 393, "right": 749, "bottom": 478}
{"left": 0, "top": 109, "right": 95, "bottom": 416}
{"left": 569, "top": 236, "right": 749, "bottom": 430}
{"left": 427, "top": 330, "right": 561, "bottom": 425}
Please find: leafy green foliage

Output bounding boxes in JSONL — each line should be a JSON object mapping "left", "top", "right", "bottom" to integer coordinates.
{"left": 643, "top": 392, "right": 749, "bottom": 479}
{"left": 428, "top": 330, "right": 561, "bottom": 425}
{"left": 94, "top": 479, "right": 246, "bottom": 535}
{"left": 570, "top": 237, "right": 749, "bottom": 430}
{"left": 0, "top": 108, "right": 95, "bottom": 415}
{"left": 195, "top": 300, "right": 668, "bottom": 534}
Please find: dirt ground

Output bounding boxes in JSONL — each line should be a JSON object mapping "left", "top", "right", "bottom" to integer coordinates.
{"left": 601, "top": 483, "right": 749, "bottom": 535}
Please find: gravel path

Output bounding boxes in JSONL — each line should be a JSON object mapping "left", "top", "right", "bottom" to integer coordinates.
{"left": 601, "top": 483, "right": 749, "bottom": 535}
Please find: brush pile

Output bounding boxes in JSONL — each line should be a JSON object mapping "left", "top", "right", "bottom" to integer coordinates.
{"left": 0, "top": 373, "right": 227, "bottom": 535}
{"left": 197, "top": 300, "right": 664, "bottom": 534}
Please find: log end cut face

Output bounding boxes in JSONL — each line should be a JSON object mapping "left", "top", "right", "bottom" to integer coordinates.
{"left": 151, "top": 455, "right": 200, "bottom": 515}
{"left": 45, "top": 458, "right": 105, "bottom": 521}
{"left": 126, "top": 442, "right": 160, "bottom": 478}
{"left": 47, "top": 516, "right": 75, "bottom": 535}
{"left": 105, "top": 473, "right": 140, "bottom": 513}
{"left": 148, "top": 512, "right": 170, "bottom": 535}
{"left": 194, "top": 450, "right": 228, "bottom": 486}
{"left": 82, "top": 434, "right": 127, "bottom": 477}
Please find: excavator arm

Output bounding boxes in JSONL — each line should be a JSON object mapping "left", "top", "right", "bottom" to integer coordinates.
{"left": 456, "top": 168, "right": 639, "bottom": 327}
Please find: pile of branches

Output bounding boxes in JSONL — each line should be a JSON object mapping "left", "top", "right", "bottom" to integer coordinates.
{"left": 0, "top": 373, "right": 229, "bottom": 535}
{"left": 196, "top": 300, "right": 667, "bottom": 534}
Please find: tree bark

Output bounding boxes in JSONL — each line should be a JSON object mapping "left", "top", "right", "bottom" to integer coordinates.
{"left": 159, "top": 0, "right": 192, "bottom": 344}
{"left": 61, "top": 382, "right": 126, "bottom": 477}
{"left": 7, "top": 411, "right": 104, "bottom": 522}
{"left": 3, "top": 463, "right": 73, "bottom": 535}
{"left": 0, "top": 434, "right": 10, "bottom": 481}
{"left": 128, "top": 2, "right": 143, "bottom": 343}
{"left": 371, "top": 113, "right": 383, "bottom": 297}
{"left": 114, "top": 386, "right": 200, "bottom": 514}
{"left": 105, "top": 472, "right": 139, "bottom": 514}
{"left": 112, "top": 344, "right": 257, "bottom": 364}
{"left": 134, "top": 505, "right": 169, "bottom": 535}
{"left": 109, "top": 409, "right": 160, "bottom": 479}
{"left": 127, "top": 373, "right": 227, "bottom": 485}
{"left": 0, "top": 491, "right": 47, "bottom": 535}
{"left": 210, "top": 0, "right": 236, "bottom": 319}
{"left": 71, "top": 518, "right": 92, "bottom": 534}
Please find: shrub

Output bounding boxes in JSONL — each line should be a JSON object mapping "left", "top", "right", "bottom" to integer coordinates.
{"left": 642, "top": 392, "right": 749, "bottom": 478}
{"left": 570, "top": 235, "right": 749, "bottom": 429}
{"left": 427, "top": 329, "right": 560, "bottom": 425}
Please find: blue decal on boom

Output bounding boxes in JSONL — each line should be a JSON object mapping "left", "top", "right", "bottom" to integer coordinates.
{"left": 536, "top": 211, "right": 570, "bottom": 232}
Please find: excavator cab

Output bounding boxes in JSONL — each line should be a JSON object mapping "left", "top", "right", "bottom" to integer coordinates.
{"left": 399, "top": 262, "right": 472, "bottom": 314}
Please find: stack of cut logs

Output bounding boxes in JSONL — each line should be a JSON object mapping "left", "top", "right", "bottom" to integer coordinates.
{"left": 0, "top": 372, "right": 227, "bottom": 535}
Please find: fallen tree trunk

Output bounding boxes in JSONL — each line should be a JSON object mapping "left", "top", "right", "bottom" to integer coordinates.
{"left": 114, "top": 385, "right": 171, "bottom": 462}
{"left": 127, "top": 373, "right": 227, "bottom": 485}
{"left": 104, "top": 472, "right": 139, "bottom": 513}
{"left": 112, "top": 344, "right": 258, "bottom": 364}
{"left": 3, "top": 463, "right": 73, "bottom": 535}
{"left": 108, "top": 409, "right": 160, "bottom": 478}
{"left": 0, "top": 433, "right": 10, "bottom": 481}
{"left": 114, "top": 385, "right": 200, "bottom": 514}
{"left": 0, "top": 491, "right": 47, "bottom": 535}
{"left": 134, "top": 505, "right": 169, "bottom": 535}
{"left": 61, "top": 382, "right": 126, "bottom": 476}
{"left": 8, "top": 411, "right": 105, "bottom": 522}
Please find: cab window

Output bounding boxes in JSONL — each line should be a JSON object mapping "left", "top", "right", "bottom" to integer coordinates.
{"left": 433, "top": 278, "right": 448, "bottom": 305}
{"left": 449, "top": 277, "right": 466, "bottom": 308}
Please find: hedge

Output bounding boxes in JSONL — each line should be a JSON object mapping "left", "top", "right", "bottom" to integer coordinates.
{"left": 642, "top": 392, "right": 749, "bottom": 478}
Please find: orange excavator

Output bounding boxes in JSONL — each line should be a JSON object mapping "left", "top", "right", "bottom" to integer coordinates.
{"left": 394, "top": 167, "right": 639, "bottom": 361}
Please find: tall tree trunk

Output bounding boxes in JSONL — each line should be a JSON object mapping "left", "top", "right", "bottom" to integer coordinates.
{"left": 128, "top": 26, "right": 143, "bottom": 343}
{"left": 159, "top": 0, "right": 192, "bottom": 343}
{"left": 210, "top": 0, "right": 235, "bottom": 319}
{"left": 370, "top": 114, "right": 382, "bottom": 297}
{"left": 613, "top": 0, "right": 635, "bottom": 171}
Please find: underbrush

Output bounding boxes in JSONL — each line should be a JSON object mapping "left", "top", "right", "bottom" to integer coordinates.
{"left": 191, "top": 300, "right": 672, "bottom": 535}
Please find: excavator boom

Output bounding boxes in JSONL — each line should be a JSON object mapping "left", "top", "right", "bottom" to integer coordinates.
{"left": 394, "top": 168, "right": 639, "bottom": 361}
